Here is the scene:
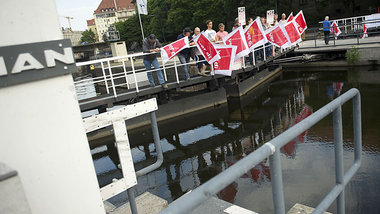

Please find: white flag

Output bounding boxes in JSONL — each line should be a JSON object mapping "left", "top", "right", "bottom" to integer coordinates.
{"left": 136, "top": 0, "right": 148, "bottom": 15}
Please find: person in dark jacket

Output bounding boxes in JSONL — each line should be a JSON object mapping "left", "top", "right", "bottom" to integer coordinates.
{"left": 177, "top": 27, "right": 193, "bottom": 80}
{"left": 323, "top": 16, "right": 331, "bottom": 45}
{"left": 142, "top": 34, "right": 167, "bottom": 88}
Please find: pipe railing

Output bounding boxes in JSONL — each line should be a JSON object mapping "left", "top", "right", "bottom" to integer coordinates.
{"left": 301, "top": 19, "right": 380, "bottom": 49}
{"left": 160, "top": 88, "right": 362, "bottom": 214}
{"left": 74, "top": 42, "right": 285, "bottom": 100}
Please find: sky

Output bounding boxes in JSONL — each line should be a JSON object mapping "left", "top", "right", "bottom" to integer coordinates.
{"left": 55, "top": 0, "right": 101, "bottom": 31}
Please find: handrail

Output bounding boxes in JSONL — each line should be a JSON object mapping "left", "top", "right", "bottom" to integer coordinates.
{"left": 74, "top": 42, "right": 278, "bottom": 100}
{"left": 160, "top": 88, "right": 361, "bottom": 214}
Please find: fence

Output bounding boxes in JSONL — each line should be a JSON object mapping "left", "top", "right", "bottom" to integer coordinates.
{"left": 303, "top": 18, "right": 380, "bottom": 49}
{"left": 160, "top": 88, "right": 362, "bottom": 214}
{"left": 74, "top": 42, "right": 280, "bottom": 100}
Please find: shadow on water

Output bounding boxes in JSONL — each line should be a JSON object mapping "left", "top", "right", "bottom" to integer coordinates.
{"left": 91, "top": 66, "right": 380, "bottom": 213}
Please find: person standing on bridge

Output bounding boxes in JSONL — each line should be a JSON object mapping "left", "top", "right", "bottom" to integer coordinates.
{"left": 177, "top": 27, "right": 193, "bottom": 81}
{"left": 323, "top": 16, "right": 331, "bottom": 45}
{"left": 143, "top": 34, "right": 168, "bottom": 89}
{"left": 205, "top": 20, "right": 217, "bottom": 42}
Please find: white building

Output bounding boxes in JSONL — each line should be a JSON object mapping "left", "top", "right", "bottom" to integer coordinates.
{"left": 94, "top": 0, "right": 135, "bottom": 42}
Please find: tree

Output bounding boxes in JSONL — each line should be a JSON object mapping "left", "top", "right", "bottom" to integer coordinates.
{"left": 80, "top": 29, "right": 97, "bottom": 44}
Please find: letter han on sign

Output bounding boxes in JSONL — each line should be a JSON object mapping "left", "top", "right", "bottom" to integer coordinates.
{"left": 0, "top": 39, "right": 76, "bottom": 88}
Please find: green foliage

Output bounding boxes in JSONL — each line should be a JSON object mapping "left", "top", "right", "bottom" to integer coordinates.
{"left": 80, "top": 29, "right": 97, "bottom": 44}
{"left": 346, "top": 46, "right": 359, "bottom": 64}
{"left": 116, "top": 0, "right": 289, "bottom": 50}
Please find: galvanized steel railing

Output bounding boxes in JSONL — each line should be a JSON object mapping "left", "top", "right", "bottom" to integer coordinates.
{"left": 160, "top": 88, "right": 362, "bottom": 214}
{"left": 74, "top": 43, "right": 277, "bottom": 99}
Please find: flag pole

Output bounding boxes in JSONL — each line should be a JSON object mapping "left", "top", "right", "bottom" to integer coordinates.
{"left": 136, "top": 4, "right": 145, "bottom": 40}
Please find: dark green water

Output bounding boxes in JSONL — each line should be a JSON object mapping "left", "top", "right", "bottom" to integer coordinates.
{"left": 91, "top": 66, "right": 380, "bottom": 213}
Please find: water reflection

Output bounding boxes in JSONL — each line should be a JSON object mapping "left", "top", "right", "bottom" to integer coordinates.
{"left": 91, "top": 67, "right": 380, "bottom": 213}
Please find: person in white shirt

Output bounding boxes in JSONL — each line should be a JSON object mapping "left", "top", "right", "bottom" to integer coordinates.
{"left": 279, "top": 13, "right": 287, "bottom": 24}
{"left": 204, "top": 20, "right": 216, "bottom": 42}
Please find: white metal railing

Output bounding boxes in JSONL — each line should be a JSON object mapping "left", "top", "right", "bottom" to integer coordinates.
{"left": 319, "top": 13, "right": 380, "bottom": 34}
{"left": 74, "top": 43, "right": 290, "bottom": 100}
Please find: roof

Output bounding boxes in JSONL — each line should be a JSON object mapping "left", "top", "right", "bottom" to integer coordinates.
{"left": 94, "top": 0, "right": 134, "bottom": 14}
{"left": 87, "top": 19, "right": 95, "bottom": 26}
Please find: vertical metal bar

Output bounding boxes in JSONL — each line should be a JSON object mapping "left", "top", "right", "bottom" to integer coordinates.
{"left": 242, "top": 54, "right": 246, "bottom": 69}
{"left": 107, "top": 61, "right": 117, "bottom": 97}
{"left": 101, "top": 62, "right": 110, "bottom": 94}
{"left": 353, "top": 94, "right": 362, "bottom": 163}
{"left": 334, "top": 34, "right": 336, "bottom": 47}
{"left": 252, "top": 50, "right": 256, "bottom": 66}
{"left": 127, "top": 187, "right": 138, "bottom": 214}
{"left": 314, "top": 30, "right": 317, "bottom": 48}
{"left": 150, "top": 112, "right": 163, "bottom": 162}
{"left": 269, "top": 150, "right": 286, "bottom": 214}
{"left": 122, "top": 60, "right": 130, "bottom": 89}
{"left": 130, "top": 56, "right": 139, "bottom": 93}
{"left": 174, "top": 59, "right": 179, "bottom": 83}
{"left": 162, "top": 60, "right": 168, "bottom": 82}
{"left": 211, "top": 63, "right": 215, "bottom": 76}
{"left": 333, "top": 106, "right": 345, "bottom": 214}
{"left": 263, "top": 44, "right": 266, "bottom": 61}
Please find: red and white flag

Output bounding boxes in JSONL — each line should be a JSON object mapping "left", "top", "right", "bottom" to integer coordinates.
{"left": 244, "top": 17, "right": 268, "bottom": 51}
{"left": 330, "top": 21, "right": 341, "bottom": 38}
{"left": 362, "top": 24, "right": 368, "bottom": 38}
{"left": 213, "top": 44, "right": 237, "bottom": 76}
{"left": 284, "top": 20, "right": 302, "bottom": 46}
{"left": 160, "top": 36, "right": 189, "bottom": 64}
{"left": 223, "top": 26, "right": 250, "bottom": 59}
{"left": 193, "top": 32, "right": 221, "bottom": 64}
{"left": 294, "top": 10, "right": 307, "bottom": 34}
{"left": 265, "top": 24, "right": 291, "bottom": 49}
{"left": 287, "top": 12, "right": 293, "bottom": 22}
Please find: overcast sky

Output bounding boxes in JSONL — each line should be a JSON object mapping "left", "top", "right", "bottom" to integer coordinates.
{"left": 55, "top": 0, "right": 101, "bottom": 31}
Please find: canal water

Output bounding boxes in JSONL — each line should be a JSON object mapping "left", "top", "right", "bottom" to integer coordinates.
{"left": 90, "top": 66, "right": 380, "bottom": 213}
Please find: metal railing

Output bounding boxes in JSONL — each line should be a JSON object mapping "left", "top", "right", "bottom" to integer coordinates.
{"left": 304, "top": 19, "right": 380, "bottom": 49}
{"left": 82, "top": 98, "right": 164, "bottom": 214}
{"left": 74, "top": 43, "right": 283, "bottom": 100}
{"left": 160, "top": 88, "right": 362, "bottom": 214}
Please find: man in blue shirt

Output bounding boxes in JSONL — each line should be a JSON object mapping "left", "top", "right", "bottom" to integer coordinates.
{"left": 323, "top": 16, "right": 331, "bottom": 45}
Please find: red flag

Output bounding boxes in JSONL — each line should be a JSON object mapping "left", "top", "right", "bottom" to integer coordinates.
{"left": 330, "top": 21, "right": 341, "bottom": 38}
{"left": 223, "top": 26, "right": 250, "bottom": 59}
{"left": 244, "top": 17, "right": 268, "bottom": 51}
{"left": 160, "top": 36, "right": 189, "bottom": 64}
{"left": 287, "top": 12, "right": 293, "bottom": 22}
{"left": 294, "top": 10, "right": 307, "bottom": 34}
{"left": 213, "top": 44, "right": 237, "bottom": 76}
{"left": 265, "top": 24, "right": 291, "bottom": 49}
{"left": 362, "top": 24, "right": 368, "bottom": 38}
{"left": 193, "top": 32, "right": 221, "bottom": 64}
{"left": 284, "top": 21, "right": 302, "bottom": 46}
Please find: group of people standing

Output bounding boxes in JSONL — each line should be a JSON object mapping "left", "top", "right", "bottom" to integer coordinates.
{"left": 142, "top": 13, "right": 292, "bottom": 88}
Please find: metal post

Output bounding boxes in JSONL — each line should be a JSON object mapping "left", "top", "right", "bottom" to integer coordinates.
{"left": 107, "top": 61, "right": 117, "bottom": 97}
{"left": 174, "top": 59, "right": 179, "bottom": 83}
{"left": 122, "top": 60, "right": 130, "bottom": 89}
{"left": 161, "top": 56, "right": 168, "bottom": 81}
{"left": 334, "top": 34, "right": 336, "bottom": 47}
{"left": 333, "top": 106, "right": 345, "bottom": 214}
{"left": 127, "top": 187, "right": 138, "bottom": 214}
{"left": 101, "top": 62, "right": 110, "bottom": 94}
{"left": 353, "top": 94, "right": 362, "bottom": 163}
{"left": 314, "top": 30, "right": 317, "bottom": 48}
{"left": 130, "top": 56, "right": 139, "bottom": 93}
{"left": 252, "top": 50, "right": 256, "bottom": 66}
{"left": 269, "top": 149, "right": 286, "bottom": 214}
{"left": 263, "top": 44, "right": 267, "bottom": 61}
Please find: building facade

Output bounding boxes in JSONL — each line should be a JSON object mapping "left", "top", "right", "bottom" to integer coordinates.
{"left": 62, "top": 28, "right": 83, "bottom": 46}
{"left": 86, "top": 19, "right": 99, "bottom": 42}
{"left": 93, "top": 0, "right": 135, "bottom": 42}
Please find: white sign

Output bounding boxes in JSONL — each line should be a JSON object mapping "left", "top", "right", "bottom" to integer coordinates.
{"left": 137, "top": 0, "right": 148, "bottom": 15}
{"left": 267, "top": 10, "right": 275, "bottom": 25}
{"left": 238, "top": 7, "right": 246, "bottom": 26}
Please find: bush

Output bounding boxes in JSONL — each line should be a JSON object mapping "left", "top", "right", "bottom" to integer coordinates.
{"left": 346, "top": 46, "right": 359, "bottom": 64}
